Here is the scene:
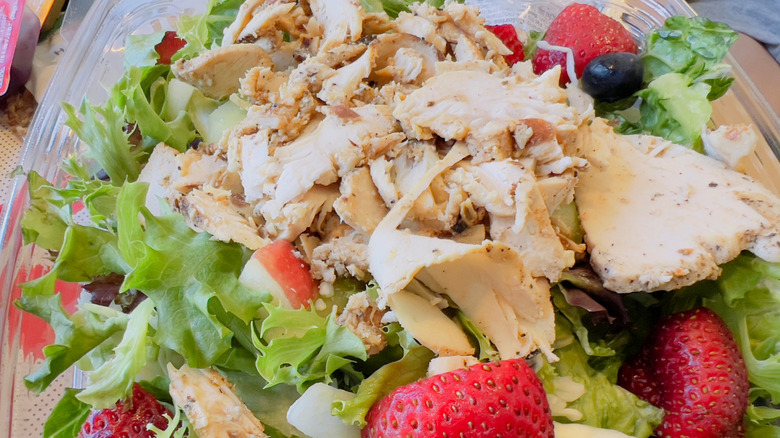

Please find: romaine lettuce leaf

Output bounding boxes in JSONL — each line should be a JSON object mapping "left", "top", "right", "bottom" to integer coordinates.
{"left": 705, "top": 255, "right": 780, "bottom": 432}
{"left": 609, "top": 72, "right": 712, "bottom": 149}
{"left": 538, "top": 338, "right": 664, "bottom": 438}
{"left": 113, "top": 66, "right": 196, "bottom": 151}
{"left": 58, "top": 160, "right": 123, "bottom": 228}
{"left": 20, "top": 223, "right": 127, "bottom": 298}
{"left": 542, "top": 336, "right": 663, "bottom": 436}
{"left": 117, "top": 182, "right": 265, "bottom": 366}
{"left": 18, "top": 176, "right": 266, "bottom": 391}
{"left": 636, "top": 73, "right": 712, "bottom": 149}
{"left": 21, "top": 171, "right": 72, "bottom": 250}
{"left": 600, "top": 16, "right": 737, "bottom": 148}
{"left": 642, "top": 15, "right": 738, "bottom": 100}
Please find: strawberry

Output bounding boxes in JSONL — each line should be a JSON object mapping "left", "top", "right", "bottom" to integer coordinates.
{"left": 532, "top": 3, "right": 638, "bottom": 85}
{"left": 155, "top": 31, "right": 187, "bottom": 65}
{"left": 362, "top": 358, "right": 554, "bottom": 438}
{"left": 78, "top": 384, "right": 171, "bottom": 438}
{"left": 486, "top": 24, "right": 525, "bottom": 65}
{"left": 618, "top": 307, "right": 749, "bottom": 438}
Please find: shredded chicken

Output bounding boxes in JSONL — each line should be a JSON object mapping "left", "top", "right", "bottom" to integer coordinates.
{"left": 393, "top": 66, "right": 583, "bottom": 163}
{"left": 310, "top": 231, "right": 371, "bottom": 291}
{"left": 702, "top": 124, "right": 758, "bottom": 173}
{"left": 309, "top": 0, "right": 364, "bottom": 50}
{"left": 449, "top": 159, "right": 575, "bottom": 281}
{"left": 168, "top": 364, "right": 268, "bottom": 438}
{"left": 336, "top": 292, "right": 387, "bottom": 355}
{"left": 138, "top": 144, "right": 184, "bottom": 216}
{"left": 317, "top": 44, "right": 376, "bottom": 105}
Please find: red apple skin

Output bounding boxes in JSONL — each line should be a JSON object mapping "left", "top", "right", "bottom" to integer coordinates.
{"left": 155, "top": 31, "right": 187, "bottom": 65}
{"left": 249, "top": 240, "right": 318, "bottom": 309}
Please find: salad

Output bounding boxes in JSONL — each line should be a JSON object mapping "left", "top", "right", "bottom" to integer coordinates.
{"left": 12, "top": 0, "right": 780, "bottom": 437}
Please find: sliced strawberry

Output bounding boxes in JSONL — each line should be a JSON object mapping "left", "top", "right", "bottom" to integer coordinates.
{"left": 78, "top": 384, "right": 170, "bottom": 438}
{"left": 486, "top": 24, "right": 525, "bottom": 65}
{"left": 618, "top": 307, "right": 749, "bottom": 438}
{"left": 155, "top": 31, "right": 187, "bottom": 65}
{"left": 240, "top": 240, "right": 318, "bottom": 309}
{"left": 363, "top": 358, "right": 554, "bottom": 438}
{"left": 532, "top": 3, "right": 638, "bottom": 85}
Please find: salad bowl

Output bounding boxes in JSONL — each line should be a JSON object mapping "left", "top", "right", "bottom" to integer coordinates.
{"left": 1, "top": 0, "right": 779, "bottom": 436}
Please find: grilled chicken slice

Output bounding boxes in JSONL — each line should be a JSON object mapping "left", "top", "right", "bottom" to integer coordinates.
{"left": 176, "top": 186, "right": 268, "bottom": 250}
{"left": 172, "top": 44, "right": 273, "bottom": 99}
{"left": 222, "top": 0, "right": 267, "bottom": 45}
{"left": 231, "top": 2, "right": 296, "bottom": 44}
{"left": 449, "top": 159, "right": 575, "bottom": 281}
{"left": 333, "top": 166, "right": 388, "bottom": 235}
{"left": 168, "top": 364, "right": 268, "bottom": 438}
{"left": 393, "top": 66, "right": 580, "bottom": 163}
{"left": 577, "top": 119, "right": 780, "bottom": 293}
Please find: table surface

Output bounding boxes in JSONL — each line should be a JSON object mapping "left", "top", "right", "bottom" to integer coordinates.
{"left": 731, "top": 34, "right": 780, "bottom": 116}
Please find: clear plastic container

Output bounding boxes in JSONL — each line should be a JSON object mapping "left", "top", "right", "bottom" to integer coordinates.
{"left": 1, "top": 0, "right": 779, "bottom": 436}
{"left": 0, "top": 1, "right": 207, "bottom": 436}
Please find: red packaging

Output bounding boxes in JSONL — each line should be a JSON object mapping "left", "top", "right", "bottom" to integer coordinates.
{"left": 0, "top": 0, "right": 27, "bottom": 94}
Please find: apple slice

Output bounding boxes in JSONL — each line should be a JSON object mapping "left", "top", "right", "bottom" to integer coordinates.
{"left": 386, "top": 289, "right": 475, "bottom": 356}
{"left": 239, "top": 240, "right": 318, "bottom": 309}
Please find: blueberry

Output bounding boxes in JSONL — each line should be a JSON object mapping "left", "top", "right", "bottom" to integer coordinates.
{"left": 581, "top": 53, "right": 644, "bottom": 102}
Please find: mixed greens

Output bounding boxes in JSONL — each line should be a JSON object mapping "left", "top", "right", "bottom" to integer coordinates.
{"left": 600, "top": 15, "right": 739, "bottom": 150}
{"left": 13, "top": 0, "right": 780, "bottom": 437}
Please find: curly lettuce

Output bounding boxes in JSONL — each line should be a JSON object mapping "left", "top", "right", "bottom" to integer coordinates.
{"left": 252, "top": 304, "right": 368, "bottom": 392}
{"left": 17, "top": 177, "right": 267, "bottom": 402}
